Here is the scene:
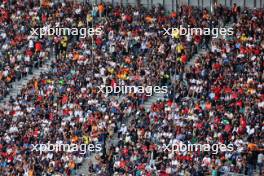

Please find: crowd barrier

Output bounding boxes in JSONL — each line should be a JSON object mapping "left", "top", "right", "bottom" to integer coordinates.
{"left": 69, "top": 0, "right": 263, "bottom": 11}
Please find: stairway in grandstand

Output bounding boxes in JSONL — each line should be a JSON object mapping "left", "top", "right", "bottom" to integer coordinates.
{"left": 76, "top": 93, "right": 168, "bottom": 176}
{"left": 143, "top": 49, "right": 207, "bottom": 111}
{"left": 0, "top": 50, "right": 55, "bottom": 108}
{"left": 74, "top": 21, "right": 235, "bottom": 175}
{"left": 76, "top": 48, "right": 207, "bottom": 176}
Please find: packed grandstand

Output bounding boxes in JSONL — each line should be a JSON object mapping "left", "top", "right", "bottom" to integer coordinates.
{"left": 0, "top": 0, "right": 263, "bottom": 176}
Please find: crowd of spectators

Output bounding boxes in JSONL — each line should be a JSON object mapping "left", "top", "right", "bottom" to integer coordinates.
{"left": 0, "top": 1, "right": 263, "bottom": 176}
{"left": 105, "top": 4, "right": 264, "bottom": 176}
{"left": 0, "top": 0, "right": 52, "bottom": 100}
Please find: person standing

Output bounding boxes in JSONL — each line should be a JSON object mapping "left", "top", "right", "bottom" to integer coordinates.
{"left": 257, "top": 152, "right": 264, "bottom": 175}
{"left": 98, "top": 3, "right": 104, "bottom": 18}
{"left": 231, "top": 3, "right": 239, "bottom": 23}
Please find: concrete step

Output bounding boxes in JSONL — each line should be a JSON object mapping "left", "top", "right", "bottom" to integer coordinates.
{"left": 0, "top": 51, "right": 55, "bottom": 107}
{"left": 143, "top": 92, "right": 167, "bottom": 110}
{"left": 77, "top": 154, "right": 99, "bottom": 176}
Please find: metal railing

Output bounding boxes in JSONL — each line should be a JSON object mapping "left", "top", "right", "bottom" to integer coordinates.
{"left": 77, "top": 0, "right": 263, "bottom": 11}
